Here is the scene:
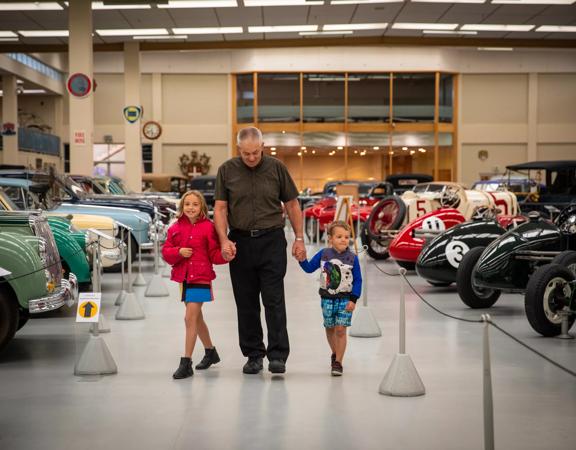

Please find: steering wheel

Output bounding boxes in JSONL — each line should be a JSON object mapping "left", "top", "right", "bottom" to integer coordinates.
{"left": 471, "top": 206, "right": 497, "bottom": 221}
{"left": 439, "top": 185, "right": 463, "bottom": 209}
{"left": 523, "top": 192, "right": 540, "bottom": 203}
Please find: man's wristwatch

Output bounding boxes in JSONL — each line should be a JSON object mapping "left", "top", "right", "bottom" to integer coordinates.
{"left": 295, "top": 237, "right": 304, "bottom": 242}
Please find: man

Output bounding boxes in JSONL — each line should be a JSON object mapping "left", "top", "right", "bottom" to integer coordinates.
{"left": 214, "top": 126, "right": 306, "bottom": 375}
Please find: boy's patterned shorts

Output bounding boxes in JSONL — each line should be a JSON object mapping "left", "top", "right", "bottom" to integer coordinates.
{"left": 321, "top": 298, "right": 352, "bottom": 328}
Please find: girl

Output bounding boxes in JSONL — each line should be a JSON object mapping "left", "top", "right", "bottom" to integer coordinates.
{"left": 162, "top": 190, "right": 228, "bottom": 379}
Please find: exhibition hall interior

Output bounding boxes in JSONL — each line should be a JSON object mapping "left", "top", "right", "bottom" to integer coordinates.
{"left": 0, "top": 1, "right": 575, "bottom": 449}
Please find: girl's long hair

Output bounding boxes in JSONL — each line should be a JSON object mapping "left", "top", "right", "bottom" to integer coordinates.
{"left": 177, "top": 190, "right": 209, "bottom": 219}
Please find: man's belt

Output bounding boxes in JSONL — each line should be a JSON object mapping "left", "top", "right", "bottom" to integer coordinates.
{"left": 231, "top": 227, "right": 282, "bottom": 238}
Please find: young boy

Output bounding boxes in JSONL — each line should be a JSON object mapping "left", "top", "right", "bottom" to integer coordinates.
{"left": 298, "top": 220, "right": 362, "bottom": 376}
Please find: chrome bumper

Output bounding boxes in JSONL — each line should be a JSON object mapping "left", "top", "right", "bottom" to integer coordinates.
{"left": 29, "top": 273, "right": 79, "bottom": 314}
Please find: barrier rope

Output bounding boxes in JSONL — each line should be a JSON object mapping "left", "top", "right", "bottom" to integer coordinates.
{"left": 373, "top": 263, "right": 576, "bottom": 378}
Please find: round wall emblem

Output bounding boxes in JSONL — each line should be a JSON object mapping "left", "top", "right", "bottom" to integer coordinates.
{"left": 67, "top": 73, "right": 92, "bottom": 97}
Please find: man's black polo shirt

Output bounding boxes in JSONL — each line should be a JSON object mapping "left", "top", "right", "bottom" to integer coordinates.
{"left": 215, "top": 154, "right": 299, "bottom": 231}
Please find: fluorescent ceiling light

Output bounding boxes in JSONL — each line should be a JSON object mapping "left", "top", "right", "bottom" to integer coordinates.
{"left": 423, "top": 30, "right": 478, "bottom": 35}
{"left": 158, "top": 1, "right": 238, "bottom": 8}
{"left": 0, "top": 89, "right": 47, "bottom": 95}
{"left": 462, "top": 24, "right": 534, "bottom": 32}
{"left": 330, "top": 1, "right": 403, "bottom": 4}
{"left": 0, "top": 31, "right": 17, "bottom": 38}
{"left": 96, "top": 29, "right": 169, "bottom": 36}
{"left": 0, "top": 2, "right": 62, "bottom": 10}
{"left": 249, "top": 25, "right": 318, "bottom": 33}
{"left": 491, "top": 1, "right": 575, "bottom": 5}
{"left": 300, "top": 30, "right": 354, "bottom": 35}
{"left": 478, "top": 47, "right": 514, "bottom": 51}
{"left": 91, "top": 2, "right": 152, "bottom": 9}
{"left": 324, "top": 23, "right": 388, "bottom": 31}
{"left": 133, "top": 35, "right": 189, "bottom": 40}
{"left": 414, "top": 0, "right": 485, "bottom": 3}
{"left": 0, "top": 37, "right": 18, "bottom": 42}
{"left": 173, "top": 27, "right": 243, "bottom": 34}
{"left": 19, "top": 30, "right": 69, "bottom": 37}
{"left": 245, "top": 0, "right": 323, "bottom": 5}
{"left": 536, "top": 25, "right": 576, "bottom": 33}
{"left": 393, "top": 23, "right": 458, "bottom": 30}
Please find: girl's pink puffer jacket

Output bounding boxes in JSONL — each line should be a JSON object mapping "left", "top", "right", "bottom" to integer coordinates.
{"left": 161, "top": 216, "right": 227, "bottom": 284}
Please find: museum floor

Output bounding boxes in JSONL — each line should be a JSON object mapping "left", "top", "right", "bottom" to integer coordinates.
{"left": 1, "top": 238, "right": 574, "bottom": 450}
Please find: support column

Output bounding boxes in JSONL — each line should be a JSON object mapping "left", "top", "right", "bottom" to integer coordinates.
{"left": 1, "top": 75, "right": 18, "bottom": 165}
{"left": 151, "top": 72, "right": 163, "bottom": 173}
{"left": 527, "top": 73, "right": 538, "bottom": 161}
{"left": 68, "top": 0, "right": 94, "bottom": 175}
{"left": 53, "top": 96, "right": 65, "bottom": 172}
{"left": 124, "top": 42, "right": 142, "bottom": 192}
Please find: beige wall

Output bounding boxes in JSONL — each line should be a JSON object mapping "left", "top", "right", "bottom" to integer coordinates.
{"left": 461, "top": 144, "right": 527, "bottom": 186}
{"left": 537, "top": 74, "right": 576, "bottom": 124}
{"left": 537, "top": 144, "right": 576, "bottom": 160}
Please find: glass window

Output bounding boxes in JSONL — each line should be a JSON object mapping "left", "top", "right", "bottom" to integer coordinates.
{"left": 258, "top": 74, "right": 299, "bottom": 123}
{"left": 392, "top": 73, "right": 435, "bottom": 123}
{"left": 236, "top": 74, "right": 254, "bottom": 123}
{"left": 303, "top": 73, "right": 345, "bottom": 123}
{"left": 439, "top": 74, "right": 453, "bottom": 123}
{"left": 348, "top": 74, "right": 390, "bottom": 123}
{"left": 142, "top": 144, "right": 153, "bottom": 173}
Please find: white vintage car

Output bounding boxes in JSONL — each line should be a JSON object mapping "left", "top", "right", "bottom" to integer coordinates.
{"left": 362, "top": 182, "right": 519, "bottom": 259}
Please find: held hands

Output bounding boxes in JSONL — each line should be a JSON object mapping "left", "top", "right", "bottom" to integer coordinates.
{"left": 221, "top": 239, "right": 237, "bottom": 262}
{"left": 292, "top": 240, "right": 307, "bottom": 262}
{"left": 179, "top": 247, "right": 193, "bottom": 258}
{"left": 345, "top": 301, "right": 356, "bottom": 312}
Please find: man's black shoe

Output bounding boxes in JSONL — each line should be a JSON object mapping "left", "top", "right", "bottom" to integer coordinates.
{"left": 268, "top": 360, "right": 286, "bottom": 374}
{"left": 242, "top": 357, "right": 263, "bottom": 374}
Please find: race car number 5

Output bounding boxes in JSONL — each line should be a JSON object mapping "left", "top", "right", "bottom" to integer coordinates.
{"left": 446, "top": 240, "right": 470, "bottom": 268}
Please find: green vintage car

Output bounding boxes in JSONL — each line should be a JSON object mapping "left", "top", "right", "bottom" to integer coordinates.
{"left": 0, "top": 211, "right": 78, "bottom": 351}
{"left": 0, "top": 190, "right": 91, "bottom": 288}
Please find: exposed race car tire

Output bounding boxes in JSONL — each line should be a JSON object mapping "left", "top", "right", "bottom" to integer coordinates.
{"left": 456, "top": 247, "right": 501, "bottom": 309}
{"left": 551, "top": 250, "right": 576, "bottom": 276}
{"left": 361, "top": 222, "right": 389, "bottom": 260}
{"left": 396, "top": 260, "right": 416, "bottom": 271}
{"left": 525, "top": 264, "right": 575, "bottom": 337}
{"left": 0, "top": 289, "right": 18, "bottom": 352}
{"left": 427, "top": 280, "right": 452, "bottom": 287}
{"left": 365, "top": 196, "right": 406, "bottom": 242}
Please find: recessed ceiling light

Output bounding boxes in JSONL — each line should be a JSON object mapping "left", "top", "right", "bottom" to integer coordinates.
{"left": 19, "top": 30, "right": 69, "bottom": 37}
{"left": 96, "top": 29, "right": 169, "bottom": 37}
{"left": 462, "top": 24, "right": 535, "bottom": 32}
{"left": 393, "top": 23, "right": 459, "bottom": 31}
{"left": 245, "top": 0, "right": 323, "bottom": 6}
{"left": 423, "top": 30, "right": 478, "bottom": 35}
{"left": 158, "top": 1, "right": 238, "bottom": 8}
{"left": 492, "top": 1, "right": 575, "bottom": 4}
{"left": 536, "top": 25, "right": 576, "bottom": 33}
{"left": 271, "top": 147, "right": 277, "bottom": 150}
{"left": 133, "top": 35, "right": 189, "bottom": 40}
{"left": 337, "top": 146, "right": 343, "bottom": 150}
{"left": 373, "top": 146, "right": 380, "bottom": 150}
{"left": 91, "top": 2, "right": 151, "bottom": 9}
{"left": 324, "top": 23, "right": 388, "bottom": 31}
{"left": 402, "top": 146, "right": 408, "bottom": 150}
{"left": 301, "top": 146, "right": 307, "bottom": 150}
{"left": 173, "top": 27, "right": 243, "bottom": 34}
{"left": 300, "top": 31, "right": 354, "bottom": 35}
{"left": 0, "top": 2, "right": 62, "bottom": 10}
{"left": 297, "top": 152, "right": 302, "bottom": 156}
{"left": 249, "top": 25, "right": 318, "bottom": 33}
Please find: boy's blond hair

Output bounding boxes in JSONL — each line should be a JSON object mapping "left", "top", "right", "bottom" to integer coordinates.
{"left": 327, "top": 220, "right": 351, "bottom": 236}
{"left": 177, "top": 190, "right": 209, "bottom": 219}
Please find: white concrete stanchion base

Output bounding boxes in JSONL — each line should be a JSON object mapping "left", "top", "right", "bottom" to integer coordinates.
{"left": 379, "top": 353, "right": 425, "bottom": 397}
{"left": 162, "top": 264, "right": 171, "bottom": 278}
{"left": 145, "top": 273, "right": 170, "bottom": 297}
{"left": 349, "top": 306, "right": 382, "bottom": 338}
{"left": 97, "top": 314, "right": 110, "bottom": 333}
{"left": 115, "top": 292, "right": 145, "bottom": 320}
{"left": 132, "top": 272, "right": 147, "bottom": 287}
{"left": 74, "top": 334, "right": 118, "bottom": 376}
{"left": 114, "top": 290, "right": 127, "bottom": 306}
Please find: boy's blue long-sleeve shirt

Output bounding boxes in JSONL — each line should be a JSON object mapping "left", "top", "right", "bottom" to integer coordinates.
{"left": 299, "top": 248, "right": 362, "bottom": 303}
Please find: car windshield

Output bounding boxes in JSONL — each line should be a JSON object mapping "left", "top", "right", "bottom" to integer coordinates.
{"left": 0, "top": 189, "right": 20, "bottom": 210}
{"left": 413, "top": 183, "right": 445, "bottom": 193}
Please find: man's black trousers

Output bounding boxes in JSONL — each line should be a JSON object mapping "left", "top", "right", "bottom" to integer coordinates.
{"left": 229, "top": 228, "right": 289, "bottom": 362}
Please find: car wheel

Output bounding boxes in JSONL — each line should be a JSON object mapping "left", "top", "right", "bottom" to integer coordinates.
{"left": 365, "top": 196, "right": 406, "bottom": 241}
{"left": 17, "top": 310, "right": 29, "bottom": 331}
{"left": 525, "top": 264, "right": 575, "bottom": 337}
{"left": 456, "top": 247, "right": 501, "bottom": 309}
{"left": 551, "top": 250, "right": 576, "bottom": 276}
{"left": 396, "top": 260, "right": 416, "bottom": 271}
{"left": 0, "top": 291, "right": 18, "bottom": 352}
{"left": 361, "top": 222, "right": 389, "bottom": 260}
{"left": 427, "top": 280, "right": 452, "bottom": 287}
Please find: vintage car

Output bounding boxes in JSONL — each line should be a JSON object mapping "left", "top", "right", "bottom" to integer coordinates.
{"left": 363, "top": 182, "right": 519, "bottom": 260}
{"left": 455, "top": 206, "right": 576, "bottom": 320}
{"left": 415, "top": 207, "right": 527, "bottom": 285}
{"left": 386, "top": 173, "right": 434, "bottom": 195}
{"left": 505, "top": 160, "right": 576, "bottom": 217}
{"left": 524, "top": 261, "right": 575, "bottom": 337}
{"left": 189, "top": 175, "right": 217, "bottom": 211}
{"left": 141, "top": 173, "right": 187, "bottom": 196}
{"left": 0, "top": 211, "right": 78, "bottom": 351}
{"left": 304, "top": 181, "right": 392, "bottom": 242}
{"left": 0, "top": 177, "right": 151, "bottom": 271}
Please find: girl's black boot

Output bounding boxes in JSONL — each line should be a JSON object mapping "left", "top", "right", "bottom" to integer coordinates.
{"left": 173, "top": 357, "right": 193, "bottom": 379}
{"left": 195, "top": 347, "right": 221, "bottom": 370}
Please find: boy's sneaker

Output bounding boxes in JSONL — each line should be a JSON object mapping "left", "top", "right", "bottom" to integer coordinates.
{"left": 331, "top": 361, "right": 343, "bottom": 376}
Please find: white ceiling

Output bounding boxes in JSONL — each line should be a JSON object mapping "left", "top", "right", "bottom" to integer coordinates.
{"left": 0, "top": 1, "right": 574, "bottom": 47}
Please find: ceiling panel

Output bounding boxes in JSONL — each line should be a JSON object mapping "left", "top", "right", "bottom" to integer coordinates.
{"left": 262, "top": 6, "right": 310, "bottom": 25}
{"left": 92, "top": 11, "right": 132, "bottom": 28}
{"left": 216, "top": 7, "right": 263, "bottom": 26}
{"left": 394, "top": 3, "right": 451, "bottom": 23}
{"left": 352, "top": 4, "right": 405, "bottom": 22}
{"left": 22, "top": 11, "right": 68, "bottom": 28}
{"left": 165, "top": 8, "right": 220, "bottom": 27}
{"left": 308, "top": 5, "right": 355, "bottom": 24}
{"left": 0, "top": 12, "right": 47, "bottom": 29}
